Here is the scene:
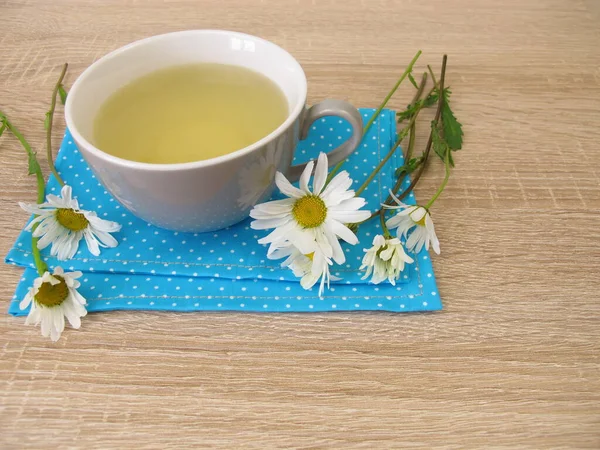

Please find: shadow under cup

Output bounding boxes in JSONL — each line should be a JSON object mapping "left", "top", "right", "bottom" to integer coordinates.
{"left": 65, "top": 30, "right": 308, "bottom": 232}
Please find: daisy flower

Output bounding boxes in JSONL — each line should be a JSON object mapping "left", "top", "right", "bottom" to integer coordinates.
{"left": 360, "top": 234, "right": 414, "bottom": 285}
{"left": 19, "top": 266, "right": 87, "bottom": 342}
{"left": 237, "top": 145, "right": 281, "bottom": 209}
{"left": 19, "top": 184, "right": 121, "bottom": 260}
{"left": 385, "top": 193, "right": 440, "bottom": 255}
{"left": 250, "top": 152, "right": 371, "bottom": 264}
{"left": 268, "top": 242, "right": 339, "bottom": 296}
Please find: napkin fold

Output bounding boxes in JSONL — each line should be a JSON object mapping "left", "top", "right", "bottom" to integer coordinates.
{"left": 6, "top": 108, "right": 442, "bottom": 314}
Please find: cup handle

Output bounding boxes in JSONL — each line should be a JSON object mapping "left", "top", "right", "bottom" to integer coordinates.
{"left": 286, "top": 99, "right": 363, "bottom": 182}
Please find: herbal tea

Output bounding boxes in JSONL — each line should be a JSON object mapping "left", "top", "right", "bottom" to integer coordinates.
{"left": 93, "top": 63, "right": 288, "bottom": 164}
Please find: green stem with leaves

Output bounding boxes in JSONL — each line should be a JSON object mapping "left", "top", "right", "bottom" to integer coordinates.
{"left": 325, "top": 50, "right": 422, "bottom": 184}
{"left": 0, "top": 113, "right": 48, "bottom": 276}
{"left": 46, "top": 63, "right": 68, "bottom": 187}
{"left": 425, "top": 139, "right": 451, "bottom": 208}
{"left": 354, "top": 72, "right": 430, "bottom": 197}
{"left": 362, "top": 54, "right": 448, "bottom": 224}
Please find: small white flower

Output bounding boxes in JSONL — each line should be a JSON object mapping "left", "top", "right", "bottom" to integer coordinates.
{"left": 250, "top": 152, "right": 371, "bottom": 265}
{"left": 360, "top": 234, "right": 414, "bottom": 285}
{"left": 237, "top": 145, "right": 281, "bottom": 209}
{"left": 268, "top": 242, "right": 339, "bottom": 296}
{"left": 385, "top": 193, "right": 440, "bottom": 255}
{"left": 19, "top": 184, "right": 121, "bottom": 260}
{"left": 19, "top": 266, "right": 87, "bottom": 342}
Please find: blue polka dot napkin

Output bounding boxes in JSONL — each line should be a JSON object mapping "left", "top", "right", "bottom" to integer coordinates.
{"left": 6, "top": 109, "right": 442, "bottom": 314}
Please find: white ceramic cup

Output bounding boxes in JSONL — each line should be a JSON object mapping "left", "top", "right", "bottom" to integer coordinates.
{"left": 65, "top": 30, "right": 363, "bottom": 232}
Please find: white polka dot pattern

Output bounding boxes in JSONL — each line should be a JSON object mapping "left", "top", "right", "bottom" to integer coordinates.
{"left": 7, "top": 109, "right": 442, "bottom": 314}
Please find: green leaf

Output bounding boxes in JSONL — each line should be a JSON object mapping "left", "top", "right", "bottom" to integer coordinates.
{"left": 423, "top": 91, "right": 439, "bottom": 107}
{"left": 408, "top": 72, "right": 418, "bottom": 89}
{"left": 441, "top": 88, "right": 463, "bottom": 150}
{"left": 27, "top": 151, "right": 43, "bottom": 176}
{"left": 431, "top": 120, "right": 454, "bottom": 167}
{"left": 58, "top": 85, "right": 67, "bottom": 104}
{"left": 395, "top": 157, "right": 421, "bottom": 178}
{"left": 44, "top": 111, "right": 51, "bottom": 130}
{"left": 397, "top": 104, "right": 416, "bottom": 123}
{"left": 397, "top": 91, "right": 440, "bottom": 123}
{"left": 0, "top": 122, "right": 6, "bottom": 138}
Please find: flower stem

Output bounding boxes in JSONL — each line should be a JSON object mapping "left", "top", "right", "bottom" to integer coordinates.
{"left": 425, "top": 142, "right": 451, "bottom": 209}
{"left": 379, "top": 209, "right": 392, "bottom": 238}
{"left": 404, "top": 73, "right": 426, "bottom": 162}
{"left": 355, "top": 136, "right": 402, "bottom": 197}
{"left": 362, "top": 50, "right": 422, "bottom": 136}
{"left": 427, "top": 64, "right": 438, "bottom": 87}
{"left": 325, "top": 50, "right": 423, "bottom": 185}
{"left": 0, "top": 113, "right": 48, "bottom": 276}
{"left": 46, "top": 63, "right": 68, "bottom": 187}
{"left": 396, "top": 55, "right": 447, "bottom": 201}
{"left": 361, "top": 55, "right": 448, "bottom": 221}
{"left": 354, "top": 71, "right": 429, "bottom": 197}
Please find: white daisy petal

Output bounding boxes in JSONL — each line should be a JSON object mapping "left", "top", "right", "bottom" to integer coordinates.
{"left": 289, "top": 227, "right": 317, "bottom": 255}
{"left": 320, "top": 170, "right": 351, "bottom": 196}
{"left": 328, "top": 197, "right": 367, "bottom": 212}
{"left": 56, "top": 233, "right": 80, "bottom": 260}
{"left": 85, "top": 214, "right": 121, "bottom": 233}
{"left": 93, "top": 230, "right": 119, "bottom": 248}
{"left": 275, "top": 172, "right": 304, "bottom": 198}
{"left": 36, "top": 220, "right": 62, "bottom": 249}
{"left": 62, "top": 300, "right": 81, "bottom": 329}
{"left": 327, "top": 219, "right": 359, "bottom": 245}
{"left": 83, "top": 229, "right": 101, "bottom": 256}
{"left": 19, "top": 292, "right": 33, "bottom": 310}
{"left": 40, "top": 313, "right": 52, "bottom": 338}
{"left": 312, "top": 153, "right": 328, "bottom": 195}
{"left": 23, "top": 214, "right": 49, "bottom": 231}
{"left": 425, "top": 213, "right": 441, "bottom": 254}
{"left": 257, "top": 221, "right": 297, "bottom": 245}
{"left": 250, "top": 216, "right": 290, "bottom": 230}
{"left": 19, "top": 201, "right": 47, "bottom": 216}
{"left": 69, "top": 287, "right": 88, "bottom": 307}
{"left": 32, "top": 215, "right": 59, "bottom": 237}
{"left": 323, "top": 225, "right": 345, "bottom": 264}
{"left": 299, "top": 160, "right": 314, "bottom": 193}
{"left": 328, "top": 209, "right": 371, "bottom": 225}
{"left": 409, "top": 206, "right": 427, "bottom": 223}
{"left": 60, "top": 185, "right": 72, "bottom": 204}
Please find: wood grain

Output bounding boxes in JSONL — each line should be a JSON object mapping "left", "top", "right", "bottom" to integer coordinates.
{"left": 1, "top": 0, "right": 599, "bottom": 448}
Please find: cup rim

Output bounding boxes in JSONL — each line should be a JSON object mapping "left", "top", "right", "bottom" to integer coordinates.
{"left": 64, "top": 29, "right": 307, "bottom": 172}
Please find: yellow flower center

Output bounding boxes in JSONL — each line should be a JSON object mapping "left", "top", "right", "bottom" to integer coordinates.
{"left": 305, "top": 252, "right": 314, "bottom": 261}
{"left": 34, "top": 276, "right": 68, "bottom": 308}
{"left": 56, "top": 208, "right": 89, "bottom": 231}
{"left": 292, "top": 195, "right": 327, "bottom": 228}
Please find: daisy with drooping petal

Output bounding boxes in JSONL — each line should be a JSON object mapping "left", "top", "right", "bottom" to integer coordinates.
{"left": 19, "top": 184, "right": 121, "bottom": 260}
{"left": 385, "top": 192, "right": 440, "bottom": 255}
{"left": 268, "top": 242, "right": 340, "bottom": 296}
{"left": 19, "top": 266, "right": 87, "bottom": 342}
{"left": 360, "top": 234, "right": 414, "bottom": 285}
{"left": 250, "top": 152, "right": 371, "bottom": 265}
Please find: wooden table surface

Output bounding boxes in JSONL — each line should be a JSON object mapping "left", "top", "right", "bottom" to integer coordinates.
{"left": 1, "top": 0, "right": 599, "bottom": 448}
